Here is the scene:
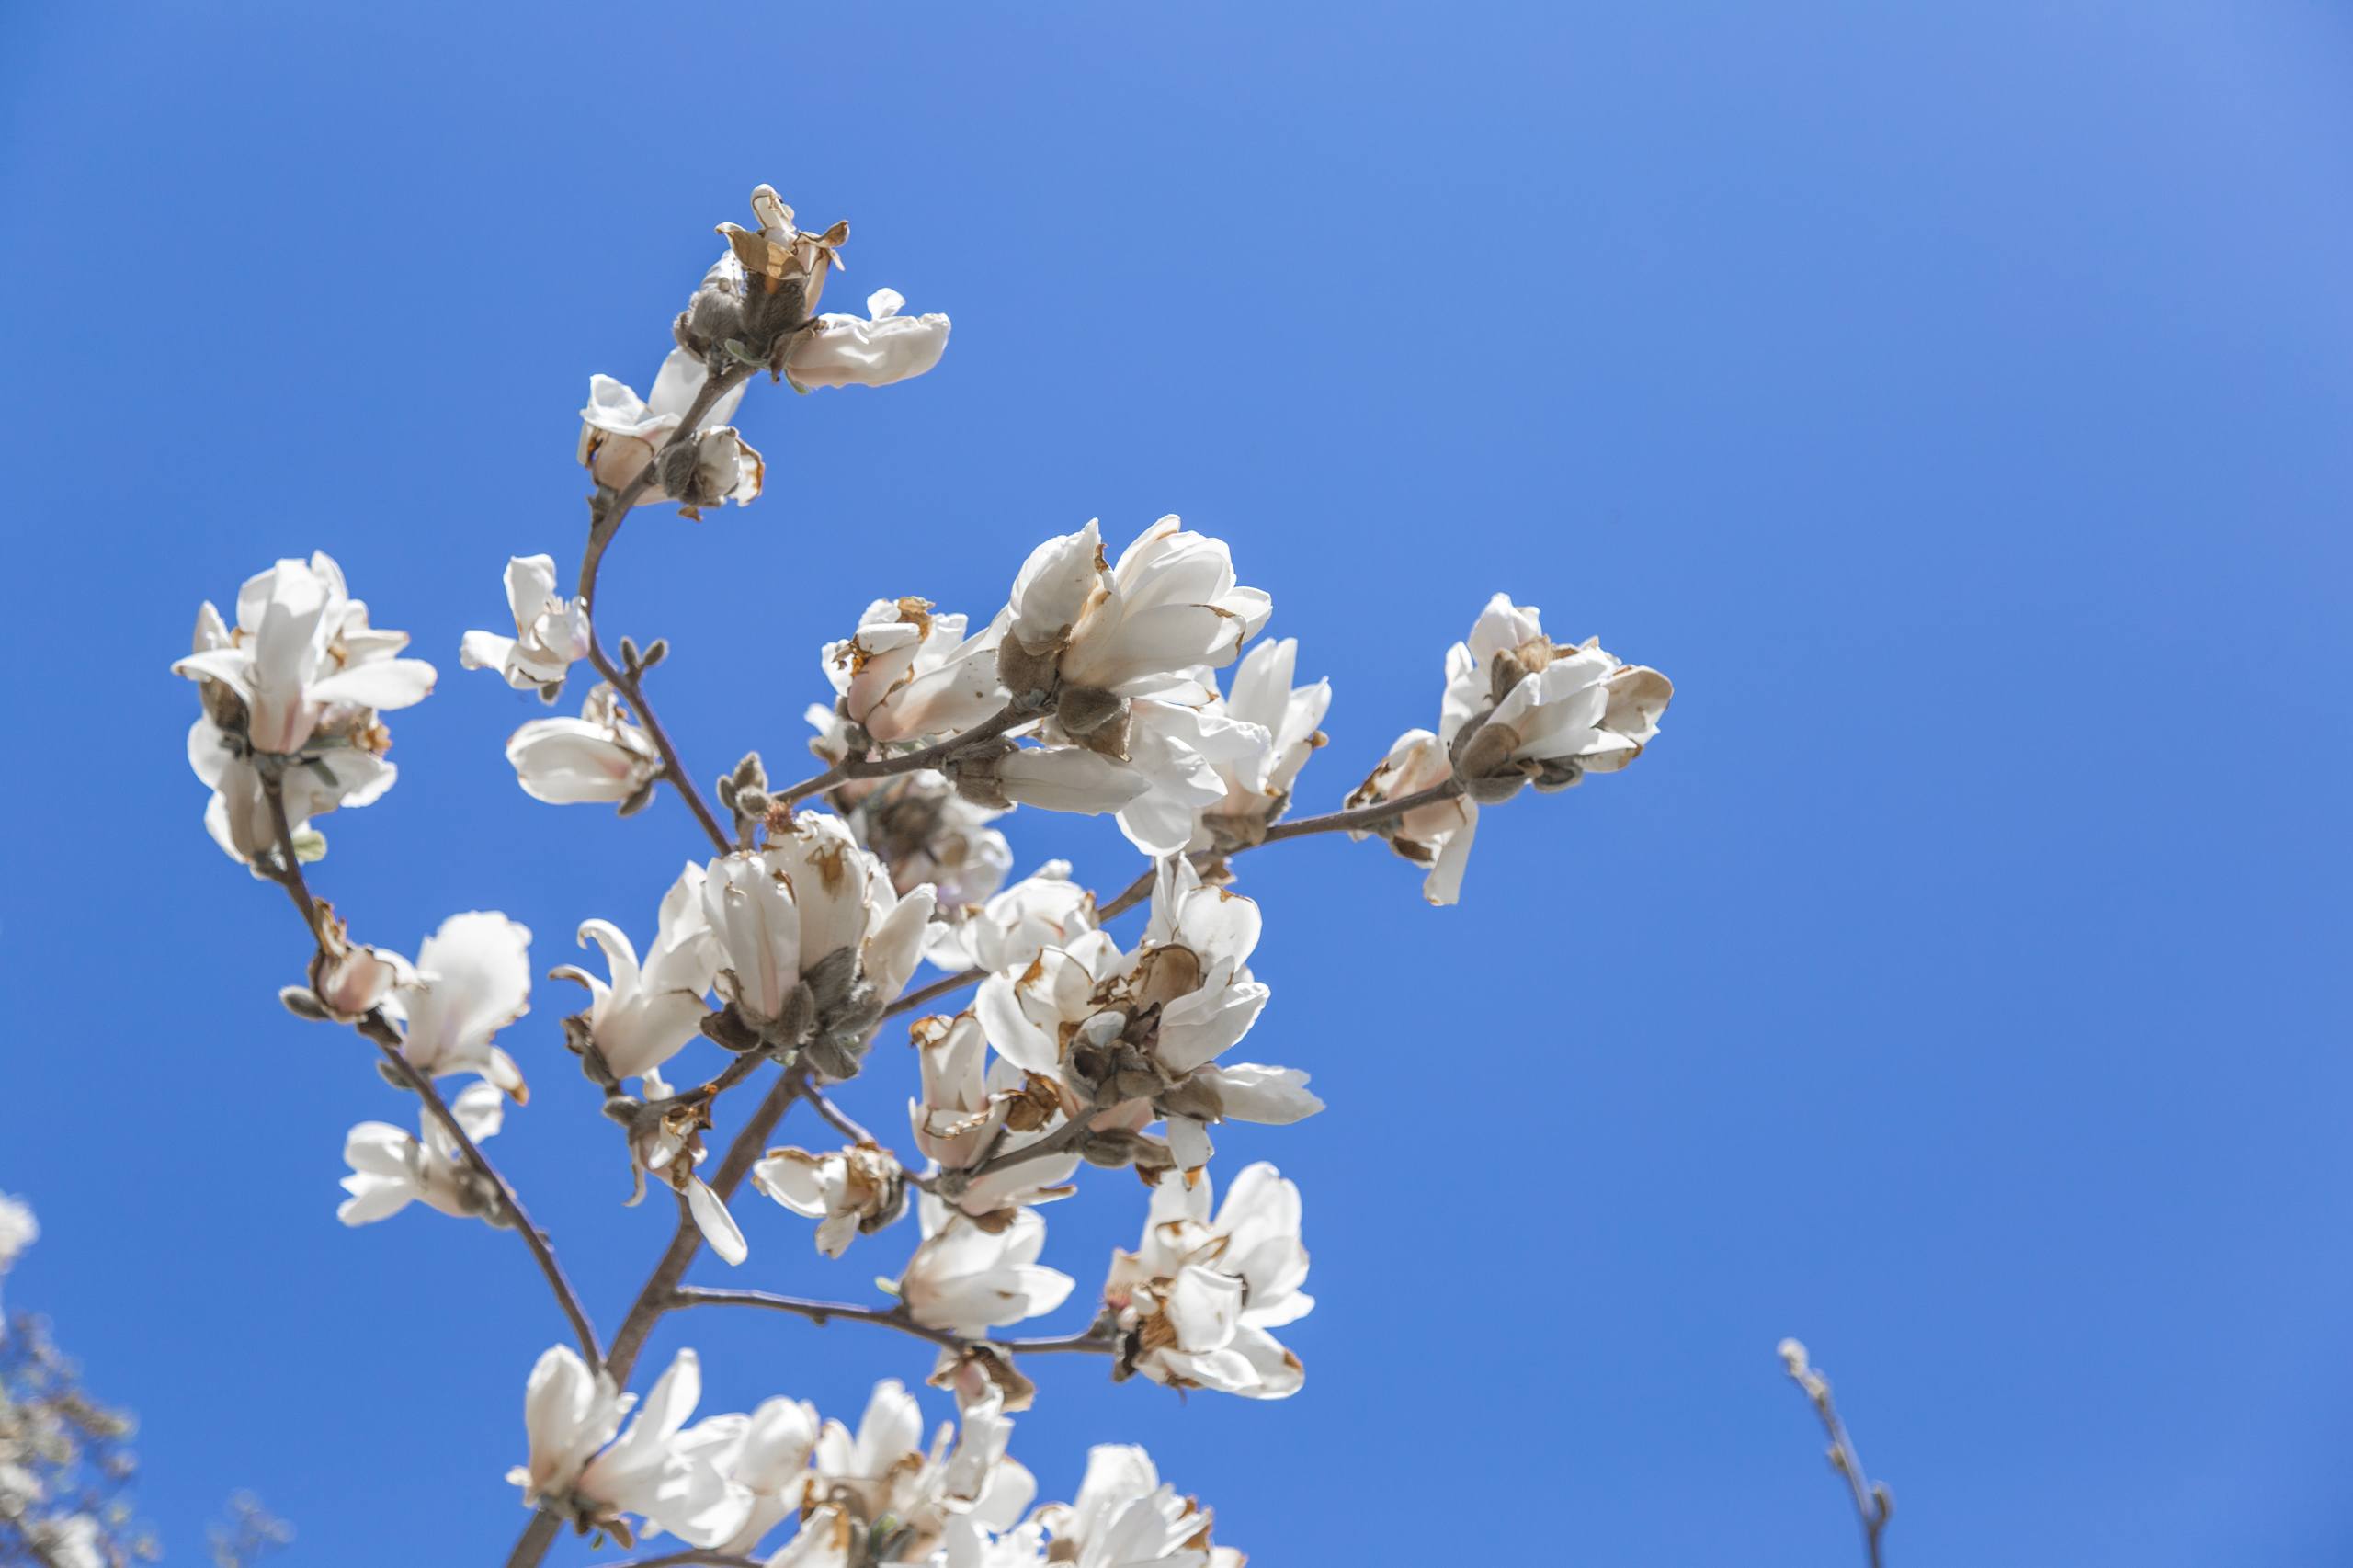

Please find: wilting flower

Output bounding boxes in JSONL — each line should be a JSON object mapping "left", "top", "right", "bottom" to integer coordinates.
{"left": 1030, "top": 1444, "right": 1243, "bottom": 1568}
{"left": 579, "top": 347, "right": 763, "bottom": 514}
{"left": 1439, "top": 593, "right": 1673, "bottom": 795}
{"left": 976, "top": 858, "right": 1317, "bottom": 1171}
{"left": 506, "top": 684, "right": 663, "bottom": 807}
{"left": 1103, "top": 1162, "right": 1310, "bottom": 1400}
{"left": 175, "top": 553, "right": 436, "bottom": 866}
{"left": 821, "top": 598, "right": 1006, "bottom": 747}
{"left": 386, "top": 911, "right": 532, "bottom": 1099}
{"left": 699, "top": 813, "right": 936, "bottom": 1075}
{"left": 459, "top": 554, "right": 590, "bottom": 697}
{"left": 908, "top": 1012, "right": 1083, "bottom": 1221}
{"left": 1346, "top": 727, "right": 1478, "bottom": 905}
{"left": 785, "top": 288, "right": 952, "bottom": 392}
{"left": 1188, "top": 637, "right": 1330, "bottom": 851}
{"left": 899, "top": 1196, "right": 1074, "bottom": 1334}
{"left": 625, "top": 1067, "right": 746, "bottom": 1267}
{"left": 336, "top": 1081, "right": 505, "bottom": 1225}
{"left": 508, "top": 1346, "right": 749, "bottom": 1547}
{"left": 553, "top": 862, "right": 721, "bottom": 1082}
{"left": 752, "top": 1142, "right": 906, "bottom": 1256}
{"left": 714, "top": 184, "right": 849, "bottom": 322}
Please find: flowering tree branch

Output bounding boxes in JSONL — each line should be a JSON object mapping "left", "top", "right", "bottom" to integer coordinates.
{"left": 1779, "top": 1339, "right": 1893, "bottom": 1568}
{"left": 255, "top": 779, "right": 607, "bottom": 1372}
{"left": 667, "top": 1287, "right": 1115, "bottom": 1359}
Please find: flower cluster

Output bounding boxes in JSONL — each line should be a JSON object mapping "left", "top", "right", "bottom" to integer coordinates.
{"left": 169, "top": 179, "right": 1677, "bottom": 1568}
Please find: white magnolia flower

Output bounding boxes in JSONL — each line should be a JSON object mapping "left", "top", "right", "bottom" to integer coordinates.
{"left": 1001, "top": 517, "right": 1272, "bottom": 706}
{"left": 822, "top": 598, "right": 1006, "bottom": 747}
{"left": 173, "top": 551, "right": 437, "bottom": 756}
{"left": 336, "top": 1081, "right": 505, "bottom": 1225}
{"left": 579, "top": 347, "right": 763, "bottom": 512}
{"left": 752, "top": 1142, "right": 906, "bottom": 1256}
{"left": 923, "top": 860, "right": 1097, "bottom": 977}
{"left": 459, "top": 554, "right": 590, "bottom": 695}
{"left": 306, "top": 913, "right": 415, "bottom": 1022}
{"left": 791, "top": 1380, "right": 1034, "bottom": 1564}
{"left": 1347, "top": 727, "right": 1479, "bottom": 905}
{"left": 839, "top": 771, "right": 1013, "bottom": 920}
{"left": 899, "top": 1196, "right": 1074, "bottom": 1334}
{"left": 1188, "top": 636, "right": 1330, "bottom": 850}
{"left": 702, "top": 1395, "right": 821, "bottom": 1556}
{"left": 24, "top": 1514, "right": 106, "bottom": 1568}
{"left": 1030, "top": 1444, "right": 1241, "bottom": 1568}
{"left": 628, "top": 1069, "right": 747, "bottom": 1267}
{"left": 509, "top": 1346, "right": 748, "bottom": 1547}
{"left": 1109, "top": 695, "right": 1271, "bottom": 858}
{"left": 506, "top": 684, "right": 663, "bottom": 806}
{"left": 1103, "top": 1162, "right": 1310, "bottom": 1400}
{"left": 976, "top": 858, "right": 1317, "bottom": 1170}
{"left": 388, "top": 911, "right": 532, "bottom": 1099}
{"left": 175, "top": 553, "right": 435, "bottom": 864}
{"left": 553, "top": 862, "right": 721, "bottom": 1081}
{"left": 700, "top": 814, "right": 936, "bottom": 1066}
{"left": 908, "top": 1013, "right": 1083, "bottom": 1221}
{"left": 786, "top": 288, "right": 952, "bottom": 392}
{"left": 990, "top": 745, "right": 1151, "bottom": 815}
{"left": 1439, "top": 593, "right": 1673, "bottom": 788}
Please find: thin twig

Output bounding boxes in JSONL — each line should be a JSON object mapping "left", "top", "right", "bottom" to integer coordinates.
{"left": 669, "top": 1286, "right": 1115, "bottom": 1359}
{"left": 258, "top": 779, "right": 606, "bottom": 1373}
{"left": 881, "top": 966, "right": 985, "bottom": 1022}
{"left": 801, "top": 1081, "right": 881, "bottom": 1146}
{"left": 770, "top": 702, "right": 1034, "bottom": 815}
{"left": 573, "top": 361, "right": 756, "bottom": 857}
{"left": 1779, "top": 1339, "right": 1893, "bottom": 1568}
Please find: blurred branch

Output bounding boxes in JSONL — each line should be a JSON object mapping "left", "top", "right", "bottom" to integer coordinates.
{"left": 1779, "top": 1338, "right": 1893, "bottom": 1568}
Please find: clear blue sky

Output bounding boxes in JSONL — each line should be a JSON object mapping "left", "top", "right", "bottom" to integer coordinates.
{"left": 5, "top": 3, "right": 2349, "bottom": 1563}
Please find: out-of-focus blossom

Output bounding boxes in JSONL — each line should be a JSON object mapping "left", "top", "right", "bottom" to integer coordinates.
{"left": 899, "top": 1196, "right": 1074, "bottom": 1335}
{"left": 579, "top": 347, "right": 762, "bottom": 514}
{"left": 387, "top": 911, "right": 532, "bottom": 1100}
{"left": 785, "top": 288, "right": 951, "bottom": 392}
{"left": 752, "top": 1142, "right": 906, "bottom": 1256}
{"left": 460, "top": 554, "right": 590, "bottom": 697}
{"left": 1029, "top": 1443, "right": 1243, "bottom": 1568}
{"left": 336, "top": 1081, "right": 505, "bottom": 1225}
{"left": 506, "top": 685, "right": 663, "bottom": 807}
{"left": 552, "top": 862, "right": 721, "bottom": 1082}
{"left": 1103, "top": 1163, "right": 1310, "bottom": 1400}
{"left": 0, "top": 1193, "right": 36, "bottom": 1312}
{"left": 837, "top": 771, "right": 1013, "bottom": 927}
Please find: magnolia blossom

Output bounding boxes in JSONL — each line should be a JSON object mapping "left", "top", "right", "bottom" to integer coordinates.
{"left": 752, "top": 1142, "right": 906, "bottom": 1256}
{"left": 1104, "top": 1162, "right": 1310, "bottom": 1399}
{"left": 899, "top": 1196, "right": 1074, "bottom": 1334}
{"left": 459, "top": 554, "right": 590, "bottom": 695}
{"left": 967, "top": 744, "right": 1151, "bottom": 816}
{"left": 1032, "top": 1445, "right": 1243, "bottom": 1568}
{"left": 908, "top": 1013, "right": 1083, "bottom": 1221}
{"left": 174, "top": 553, "right": 436, "bottom": 864}
{"left": 839, "top": 771, "right": 1013, "bottom": 914}
{"left": 977, "top": 858, "right": 1318, "bottom": 1170}
{"left": 509, "top": 1346, "right": 749, "bottom": 1547}
{"left": 506, "top": 684, "right": 663, "bottom": 806}
{"left": 789, "top": 1380, "right": 1035, "bottom": 1564}
{"left": 1353, "top": 594, "right": 1672, "bottom": 904}
{"left": 629, "top": 1067, "right": 747, "bottom": 1267}
{"left": 699, "top": 813, "right": 935, "bottom": 1071}
{"left": 553, "top": 862, "right": 720, "bottom": 1081}
{"left": 1000, "top": 517, "right": 1272, "bottom": 717}
{"left": 821, "top": 598, "right": 1005, "bottom": 747}
{"left": 388, "top": 911, "right": 532, "bottom": 1099}
{"left": 1347, "top": 727, "right": 1480, "bottom": 905}
{"left": 1188, "top": 636, "right": 1331, "bottom": 851}
{"left": 336, "top": 1081, "right": 505, "bottom": 1225}
{"left": 305, "top": 911, "right": 414, "bottom": 1022}
{"left": 0, "top": 1193, "right": 35, "bottom": 1312}
{"left": 923, "top": 859, "right": 1097, "bottom": 976}
{"left": 787, "top": 288, "right": 952, "bottom": 392}
{"left": 1109, "top": 695, "right": 1272, "bottom": 858}
{"left": 699, "top": 1395, "right": 821, "bottom": 1556}
{"left": 579, "top": 347, "right": 763, "bottom": 512}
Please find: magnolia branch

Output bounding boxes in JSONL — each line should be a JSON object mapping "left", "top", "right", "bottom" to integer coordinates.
{"left": 572, "top": 361, "right": 759, "bottom": 858}
{"left": 256, "top": 778, "right": 607, "bottom": 1374}
{"left": 772, "top": 701, "right": 1036, "bottom": 815}
{"left": 1779, "top": 1339, "right": 1893, "bottom": 1568}
{"left": 669, "top": 1286, "right": 1115, "bottom": 1360}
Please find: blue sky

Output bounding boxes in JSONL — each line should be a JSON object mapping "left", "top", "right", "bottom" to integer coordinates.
{"left": 4, "top": 2, "right": 2350, "bottom": 1563}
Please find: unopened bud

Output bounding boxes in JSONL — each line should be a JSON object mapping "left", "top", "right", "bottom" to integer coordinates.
{"left": 639, "top": 638, "right": 669, "bottom": 668}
